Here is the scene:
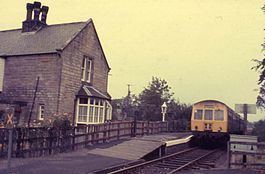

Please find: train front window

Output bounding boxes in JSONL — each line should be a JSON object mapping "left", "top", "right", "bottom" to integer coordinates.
{"left": 214, "top": 110, "right": 224, "bottom": 120}
{"left": 204, "top": 110, "right": 213, "bottom": 120}
{"left": 194, "top": 109, "right": 203, "bottom": 120}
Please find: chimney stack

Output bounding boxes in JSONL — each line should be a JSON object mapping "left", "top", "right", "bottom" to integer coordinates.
{"left": 41, "top": 6, "right": 49, "bottom": 24}
{"left": 33, "top": 1, "right": 41, "bottom": 21}
{"left": 22, "top": 1, "right": 49, "bottom": 33}
{"left": 26, "top": 3, "right": 34, "bottom": 21}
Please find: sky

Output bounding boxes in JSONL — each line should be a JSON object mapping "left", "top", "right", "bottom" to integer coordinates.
{"left": 0, "top": 0, "right": 264, "bottom": 121}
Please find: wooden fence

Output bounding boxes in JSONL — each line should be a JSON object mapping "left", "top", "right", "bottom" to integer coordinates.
{"left": 0, "top": 121, "right": 168, "bottom": 158}
{"left": 227, "top": 141, "right": 265, "bottom": 169}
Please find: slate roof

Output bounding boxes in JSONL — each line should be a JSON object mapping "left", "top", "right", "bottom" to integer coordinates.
{"left": 77, "top": 85, "right": 111, "bottom": 100}
{"left": 0, "top": 21, "right": 88, "bottom": 56}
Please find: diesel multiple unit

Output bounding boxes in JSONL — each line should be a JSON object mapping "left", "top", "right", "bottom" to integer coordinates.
{"left": 191, "top": 100, "right": 245, "bottom": 134}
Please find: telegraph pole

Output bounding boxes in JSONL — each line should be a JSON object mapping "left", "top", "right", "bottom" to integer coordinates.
{"left": 126, "top": 84, "right": 131, "bottom": 118}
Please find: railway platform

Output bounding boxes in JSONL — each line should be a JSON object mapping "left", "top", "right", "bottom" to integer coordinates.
{"left": 0, "top": 132, "right": 191, "bottom": 174}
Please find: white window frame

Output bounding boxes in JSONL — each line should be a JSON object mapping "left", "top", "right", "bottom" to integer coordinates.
{"left": 76, "top": 97, "right": 106, "bottom": 124}
{"left": 38, "top": 104, "right": 45, "bottom": 120}
{"left": 81, "top": 57, "right": 92, "bottom": 83}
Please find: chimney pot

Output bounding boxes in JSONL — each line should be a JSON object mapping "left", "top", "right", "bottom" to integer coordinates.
{"left": 41, "top": 6, "right": 49, "bottom": 24}
{"left": 33, "top": 1, "right": 41, "bottom": 21}
{"left": 26, "top": 3, "right": 34, "bottom": 21}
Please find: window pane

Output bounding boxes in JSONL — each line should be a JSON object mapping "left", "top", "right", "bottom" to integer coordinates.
{"left": 90, "top": 99, "right": 94, "bottom": 105}
{"left": 87, "top": 60, "right": 91, "bottom": 70}
{"left": 94, "top": 107, "right": 99, "bottom": 122}
{"left": 78, "top": 106, "right": 87, "bottom": 122}
{"left": 88, "top": 106, "right": 94, "bottom": 122}
{"left": 87, "top": 71, "right": 90, "bottom": 82}
{"left": 194, "top": 109, "right": 203, "bottom": 120}
{"left": 204, "top": 110, "right": 213, "bottom": 120}
{"left": 99, "top": 108, "right": 103, "bottom": 123}
{"left": 79, "top": 98, "right": 88, "bottom": 104}
{"left": 81, "top": 58, "right": 86, "bottom": 80}
{"left": 82, "top": 58, "right": 85, "bottom": 68}
{"left": 214, "top": 110, "right": 224, "bottom": 120}
{"left": 95, "top": 99, "right": 99, "bottom": 105}
{"left": 86, "top": 59, "right": 91, "bottom": 82}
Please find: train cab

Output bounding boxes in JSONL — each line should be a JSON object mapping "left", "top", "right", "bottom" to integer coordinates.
{"left": 191, "top": 100, "right": 228, "bottom": 133}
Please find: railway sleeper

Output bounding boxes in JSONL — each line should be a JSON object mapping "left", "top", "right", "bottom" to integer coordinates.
{"left": 168, "top": 158, "right": 194, "bottom": 162}
{"left": 197, "top": 161, "right": 215, "bottom": 167}
{"left": 154, "top": 163, "right": 182, "bottom": 169}
{"left": 194, "top": 164, "right": 212, "bottom": 169}
{"left": 163, "top": 160, "right": 190, "bottom": 164}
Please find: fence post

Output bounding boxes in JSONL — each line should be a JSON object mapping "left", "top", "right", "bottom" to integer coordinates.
{"left": 117, "top": 123, "right": 120, "bottom": 140}
{"left": 147, "top": 122, "right": 149, "bottom": 135}
{"left": 91, "top": 125, "right": 95, "bottom": 145}
{"left": 72, "top": 127, "right": 75, "bottom": 151}
{"left": 48, "top": 128, "right": 53, "bottom": 155}
{"left": 141, "top": 122, "right": 144, "bottom": 136}
{"left": 227, "top": 141, "right": 230, "bottom": 169}
{"left": 108, "top": 122, "right": 111, "bottom": 142}
{"left": 16, "top": 128, "right": 22, "bottom": 157}
{"left": 103, "top": 124, "right": 107, "bottom": 143}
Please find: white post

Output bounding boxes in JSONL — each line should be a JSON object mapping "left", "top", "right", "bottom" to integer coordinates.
{"left": 161, "top": 102, "right": 167, "bottom": 122}
{"left": 162, "top": 113, "right": 165, "bottom": 122}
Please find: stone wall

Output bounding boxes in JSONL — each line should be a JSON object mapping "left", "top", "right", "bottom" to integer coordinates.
{"left": 0, "top": 54, "right": 62, "bottom": 124}
{"left": 58, "top": 20, "right": 110, "bottom": 118}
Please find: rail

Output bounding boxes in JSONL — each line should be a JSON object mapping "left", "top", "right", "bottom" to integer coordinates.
{"left": 107, "top": 148, "right": 222, "bottom": 174}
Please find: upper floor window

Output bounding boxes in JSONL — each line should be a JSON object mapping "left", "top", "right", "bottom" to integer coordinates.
{"left": 81, "top": 57, "right": 92, "bottom": 83}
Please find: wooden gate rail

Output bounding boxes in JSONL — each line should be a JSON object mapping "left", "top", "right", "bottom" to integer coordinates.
{"left": 0, "top": 121, "right": 168, "bottom": 158}
{"left": 227, "top": 141, "right": 265, "bottom": 169}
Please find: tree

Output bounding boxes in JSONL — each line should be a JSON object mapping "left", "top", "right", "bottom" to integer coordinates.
{"left": 138, "top": 77, "right": 174, "bottom": 121}
{"left": 167, "top": 100, "right": 192, "bottom": 131}
{"left": 252, "top": 119, "right": 265, "bottom": 141}
{"left": 253, "top": 5, "right": 265, "bottom": 108}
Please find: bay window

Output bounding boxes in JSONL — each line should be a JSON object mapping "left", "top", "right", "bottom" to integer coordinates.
{"left": 77, "top": 97, "right": 109, "bottom": 124}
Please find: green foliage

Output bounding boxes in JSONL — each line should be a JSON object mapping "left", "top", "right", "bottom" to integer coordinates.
{"left": 253, "top": 6, "right": 265, "bottom": 108}
{"left": 253, "top": 59, "right": 265, "bottom": 108}
{"left": 112, "top": 76, "right": 192, "bottom": 130}
{"left": 53, "top": 117, "right": 71, "bottom": 130}
{"left": 167, "top": 101, "right": 192, "bottom": 131}
{"left": 252, "top": 119, "right": 265, "bottom": 141}
{"left": 138, "top": 77, "right": 174, "bottom": 121}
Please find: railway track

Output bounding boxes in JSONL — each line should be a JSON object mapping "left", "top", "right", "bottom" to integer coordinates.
{"left": 107, "top": 148, "right": 224, "bottom": 174}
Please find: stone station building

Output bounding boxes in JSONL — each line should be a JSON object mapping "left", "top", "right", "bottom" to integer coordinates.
{"left": 0, "top": 1, "right": 112, "bottom": 127}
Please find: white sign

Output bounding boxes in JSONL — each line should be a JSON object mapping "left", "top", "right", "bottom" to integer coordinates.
{"left": 235, "top": 104, "right": 256, "bottom": 114}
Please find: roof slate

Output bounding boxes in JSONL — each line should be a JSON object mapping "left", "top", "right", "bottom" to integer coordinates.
{"left": 0, "top": 21, "right": 88, "bottom": 57}
{"left": 77, "top": 85, "right": 111, "bottom": 100}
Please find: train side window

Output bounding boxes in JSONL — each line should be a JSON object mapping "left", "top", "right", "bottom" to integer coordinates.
{"left": 194, "top": 109, "right": 203, "bottom": 120}
{"left": 204, "top": 110, "right": 213, "bottom": 120}
{"left": 214, "top": 110, "right": 224, "bottom": 120}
